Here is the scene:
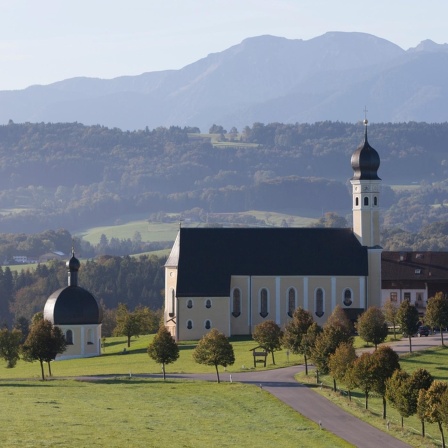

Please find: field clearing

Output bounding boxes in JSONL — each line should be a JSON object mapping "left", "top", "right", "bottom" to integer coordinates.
{"left": 0, "top": 379, "right": 350, "bottom": 448}
{"left": 76, "top": 211, "right": 318, "bottom": 246}
{"left": 0, "top": 335, "right": 303, "bottom": 380}
{"left": 298, "top": 346, "right": 448, "bottom": 448}
{"left": 76, "top": 221, "right": 179, "bottom": 246}
{"left": 388, "top": 184, "right": 422, "bottom": 192}
{"left": 0, "top": 335, "right": 349, "bottom": 448}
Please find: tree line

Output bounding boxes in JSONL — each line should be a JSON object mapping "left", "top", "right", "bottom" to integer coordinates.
{"left": 1, "top": 120, "right": 448, "bottom": 233}
{"left": 0, "top": 253, "right": 166, "bottom": 329}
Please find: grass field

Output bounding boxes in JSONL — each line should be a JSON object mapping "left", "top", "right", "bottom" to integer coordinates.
{"left": 0, "top": 336, "right": 351, "bottom": 448}
{"left": 298, "top": 346, "right": 448, "bottom": 448}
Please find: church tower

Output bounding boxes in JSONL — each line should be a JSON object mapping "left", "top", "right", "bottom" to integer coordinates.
{"left": 350, "top": 119, "right": 382, "bottom": 307}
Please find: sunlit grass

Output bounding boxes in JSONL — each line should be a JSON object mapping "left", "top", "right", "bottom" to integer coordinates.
{"left": 0, "top": 379, "right": 351, "bottom": 448}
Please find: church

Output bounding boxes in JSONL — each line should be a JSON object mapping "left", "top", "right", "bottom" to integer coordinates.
{"left": 164, "top": 120, "right": 382, "bottom": 341}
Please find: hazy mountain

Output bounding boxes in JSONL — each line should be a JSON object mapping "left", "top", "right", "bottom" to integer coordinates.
{"left": 1, "top": 32, "right": 448, "bottom": 131}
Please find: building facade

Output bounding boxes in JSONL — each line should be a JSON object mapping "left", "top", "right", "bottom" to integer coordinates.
{"left": 165, "top": 121, "right": 383, "bottom": 340}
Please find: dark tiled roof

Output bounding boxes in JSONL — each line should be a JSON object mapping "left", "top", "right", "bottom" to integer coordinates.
{"left": 382, "top": 251, "right": 448, "bottom": 282}
{"left": 44, "top": 286, "right": 103, "bottom": 325}
{"left": 176, "top": 227, "right": 368, "bottom": 297}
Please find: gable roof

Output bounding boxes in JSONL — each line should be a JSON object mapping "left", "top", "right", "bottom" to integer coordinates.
{"left": 382, "top": 251, "right": 448, "bottom": 282}
{"left": 174, "top": 227, "right": 368, "bottom": 297}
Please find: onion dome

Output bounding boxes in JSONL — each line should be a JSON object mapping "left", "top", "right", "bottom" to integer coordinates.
{"left": 351, "top": 119, "right": 381, "bottom": 180}
{"left": 43, "top": 250, "right": 102, "bottom": 325}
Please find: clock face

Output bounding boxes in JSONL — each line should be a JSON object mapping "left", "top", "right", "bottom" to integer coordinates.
{"left": 363, "top": 186, "right": 369, "bottom": 191}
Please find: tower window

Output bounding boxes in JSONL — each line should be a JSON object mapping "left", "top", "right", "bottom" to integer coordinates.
{"left": 187, "top": 299, "right": 193, "bottom": 309}
{"left": 205, "top": 320, "right": 211, "bottom": 330}
{"left": 364, "top": 196, "right": 369, "bottom": 206}
{"left": 287, "top": 288, "right": 296, "bottom": 318}
{"left": 232, "top": 288, "right": 241, "bottom": 317}
{"left": 169, "top": 289, "right": 175, "bottom": 317}
{"left": 355, "top": 197, "right": 359, "bottom": 206}
{"left": 374, "top": 196, "right": 378, "bottom": 206}
{"left": 260, "top": 288, "right": 269, "bottom": 318}
{"left": 87, "top": 328, "right": 93, "bottom": 345}
{"left": 205, "top": 299, "right": 212, "bottom": 309}
{"left": 187, "top": 320, "right": 193, "bottom": 330}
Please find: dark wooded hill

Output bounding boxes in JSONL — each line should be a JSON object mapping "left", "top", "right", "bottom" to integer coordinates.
{"left": 0, "top": 120, "right": 447, "bottom": 234}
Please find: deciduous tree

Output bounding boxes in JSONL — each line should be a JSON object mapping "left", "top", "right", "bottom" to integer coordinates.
{"left": 193, "top": 329, "right": 235, "bottom": 383}
{"left": 22, "top": 319, "right": 67, "bottom": 380}
{"left": 253, "top": 320, "right": 283, "bottom": 365}
{"left": 283, "top": 307, "right": 315, "bottom": 374}
{"left": 147, "top": 326, "right": 179, "bottom": 380}
{"left": 352, "top": 352, "right": 379, "bottom": 410}
{"left": 397, "top": 300, "right": 420, "bottom": 353}
{"left": 0, "top": 328, "right": 22, "bottom": 368}
{"left": 383, "top": 298, "right": 399, "bottom": 340}
{"left": 425, "top": 292, "right": 448, "bottom": 346}
{"left": 356, "top": 307, "right": 389, "bottom": 349}
{"left": 328, "top": 341, "right": 357, "bottom": 394}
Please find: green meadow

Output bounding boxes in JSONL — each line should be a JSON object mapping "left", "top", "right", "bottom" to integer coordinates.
{"left": 0, "top": 336, "right": 351, "bottom": 448}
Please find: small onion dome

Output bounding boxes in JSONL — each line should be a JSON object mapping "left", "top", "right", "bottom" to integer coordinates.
{"left": 67, "top": 251, "right": 80, "bottom": 271}
{"left": 351, "top": 119, "right": 381, "bottom": 180}
{"left": 44, "top": 286, "right": 103, "bottom": 325}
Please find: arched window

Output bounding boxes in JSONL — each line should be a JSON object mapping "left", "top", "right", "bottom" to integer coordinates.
{"left": 232, "top": 288, "right": 241, "bottom": 317}
{"left": 315, "top": 288, "right": 324, "bottom": 318}
{"left": 343, "top": 288, "right": 352, "bottom": 307}
{"left": 355, "top": 197, "right": 359, "bottom": 206}
{"left": 260, "top": 288, "right": 269, "bottom": 318}
{"left": 205, "top": 299, "right": 212, "bottom": 309}
{"left": 187, "top": 299, "right": 193, "bottom": 309}
{"left": 187, "top": 320, "right": 193, "bottom": 330}
{"left": 87, "top": 328, "right": 93, "bottom": 345}
{"left": 374, "top": 196, "right": 378, "bottom": 206}
{"left": 287, "top": 288, "right": 296, "bottom": 318}
{"left": 205, "top": 320, "right": 211, "bottom": 330}
{"left": 66, "top": 329, "right": 73, "bottom": 345}
{"left": 364, "top": 196, "right": 369, "bottom": 206}
{"left": 169, "top": 289, "right": 175, "bottom": 317}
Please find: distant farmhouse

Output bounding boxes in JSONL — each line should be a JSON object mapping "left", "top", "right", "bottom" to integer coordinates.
{"left": 165, "top": 120, "right": 384, "bottom": 340}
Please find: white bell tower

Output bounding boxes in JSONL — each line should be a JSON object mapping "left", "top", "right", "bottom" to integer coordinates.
{"left": 350, "top": 119, "right": 382, "bottom": 307}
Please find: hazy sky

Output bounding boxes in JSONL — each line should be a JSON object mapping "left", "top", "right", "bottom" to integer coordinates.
{"left": 1, "top": 0, "right": 447, "bottom": 90}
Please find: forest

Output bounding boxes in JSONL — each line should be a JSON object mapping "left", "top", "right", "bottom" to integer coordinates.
{"left": 0, "top": 120, "right": 447, "bottom": 234}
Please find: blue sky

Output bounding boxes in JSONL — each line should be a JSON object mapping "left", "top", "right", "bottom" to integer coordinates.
{"left": 1, "top": 0, "right": 447, "bottom": 90}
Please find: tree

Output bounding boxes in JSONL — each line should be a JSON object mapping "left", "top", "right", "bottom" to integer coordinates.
{"left": 386, "top": 369, "right": 412, "bottom": 428}
{"left": 425, "top": 292, "right": 448, "bottom": 346}
{"left": 356, "top": 307, "right": 389, "bottom": 349}
{"left": 383, "top": 298, "right": 399, "bottom": 340}
{"left": 371, "top": 345, "right": 400, "bottom": 419}
{"left": 147, "top": 326, "right": 179, "bottom": 380}
{"left": 352, "top": 352, "right": 378, "bottom": 410}
{"left": 0, "top": 328, "right": 22, "bottom": 368}
{"left": 397, "top": 300, "right": 420, "bottom": 353}
{"left": 193, "top": 329, "right": 235, "bottom": 383}
{"left": 22, "top": 319, "right": 67, "bottom": 380}
{"left": 114, "top": 304, "right": 157, "bottom": 347}
{"left": 283, "top": 308, "right": 317, "bottom": 375}
{"left": 328, "top": 341, "right": 357, "bottom": 394}
{"left": 253, "top": 320, "right": 283, "bottom": 365}
{"left": 418, "top": 380, "right": 448, "bottom": 447}
{"left": 311, "top": 306, "right": 353, "bottom": 381}
{"left": 410, "top": 368, "right": 434, "bottom": 436}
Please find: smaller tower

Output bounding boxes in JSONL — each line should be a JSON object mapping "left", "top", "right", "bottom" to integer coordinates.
{"left": 350, "top": 119, "right": 382, "bottom": 308}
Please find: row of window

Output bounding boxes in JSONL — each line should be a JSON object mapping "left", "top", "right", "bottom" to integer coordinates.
{"left": 355, "top": 196, "right": 378, "bottom": 206}
{"left": 65, "top": 329, "right": 94, "bottom": 345}
{"left": 186, "top": 320, "right": 211, "bottom": 330}
{"left": 170, "top": 287, "right": 354, "bottom": 320}
{"left": 232, "top": 287, "right": 353, "bottom": 319}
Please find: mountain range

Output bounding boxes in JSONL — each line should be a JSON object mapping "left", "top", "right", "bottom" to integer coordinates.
{"left": 2, "top": 32, "right": 448, "bottom": 131}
